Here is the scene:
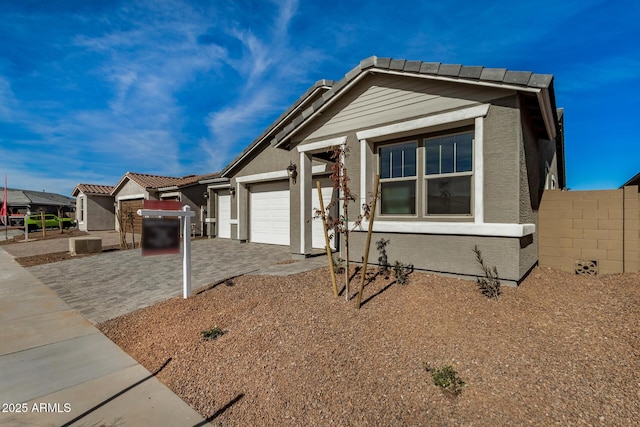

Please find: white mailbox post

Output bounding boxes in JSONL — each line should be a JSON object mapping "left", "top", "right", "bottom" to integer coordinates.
{"left": 137, "top": 205, "right": 196, "bottom": 298}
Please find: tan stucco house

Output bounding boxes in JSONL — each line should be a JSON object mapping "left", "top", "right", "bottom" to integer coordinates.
{"left": 111, "top": 172, "right": 184, "bottom": 233}
{"left": 157, "top": 173, "right": 219, "bottom": 236}
{"left": 207, "top": 56, "right": 566, "bottom": 284}
{"left": 110, "top": 172, "right": 217, "bottom": 234}
{"left": 71, "top": 184, "right": 115, "bottom": 231}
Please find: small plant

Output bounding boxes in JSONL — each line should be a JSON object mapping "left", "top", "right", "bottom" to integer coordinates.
{"left": 473, "top": 245, "right": 501, "bottom": 300}
{"left": 201, "top": 326, "right": 225, "bottom": 341}
{"left": 376, "top": 238, "right": 390, "bottom": 277}
{"left": 392, "top": 261, "right": 413, "bottom": 285}
{"left": 332, "top": 255, "right": 345, "bottom": 274}
{"left": 424, "top": 363, "right": 466, "bottom": 395}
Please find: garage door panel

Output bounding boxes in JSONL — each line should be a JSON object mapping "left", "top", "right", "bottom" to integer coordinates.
{"left": 250, "top": 181, "right": 290, "bottom": 245}
{"left": 218, "top": 194, "right": 231, "bottom": 238}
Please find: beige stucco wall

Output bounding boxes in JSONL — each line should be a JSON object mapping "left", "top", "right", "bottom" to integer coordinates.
{"left": 539, "top": 187, "right": 639, "bottom": 274}
{"left": 349, "top": 232, "right": 523, "bottom": 283}
{"left": 76, "top": 194, "right": 115, "bottom": 231}
{"left": 87, "top": 195, "right": 115, "bottom": 231}
{"left": 114, "top": 180, "right": 148, "bottom": 199}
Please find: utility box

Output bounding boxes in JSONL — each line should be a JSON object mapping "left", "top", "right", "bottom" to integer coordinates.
{"left": 69, "top": 237, "right": 102, "bottom": 255}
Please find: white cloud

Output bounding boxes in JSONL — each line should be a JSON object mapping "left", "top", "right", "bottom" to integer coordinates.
{"left": 204, "top": 86, "right": 282, "bottom": 171}
{"left": 0, "top": 77, "right": 17, "bottom": 120}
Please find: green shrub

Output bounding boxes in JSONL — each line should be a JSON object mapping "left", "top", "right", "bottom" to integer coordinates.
{"left": 201, "top": 326, "right": 225, "bottom": 341}
{"left": 424, "top": 363, "right": 466, "bottom": 395}
{"left": 376, "top": 238, "right": 390, "bottom": 276}
{"left": 473, "top": 245, "right": 501, "bottom": 300}
{"left": 392, "top": 261, "right": 412, "bottom": 285}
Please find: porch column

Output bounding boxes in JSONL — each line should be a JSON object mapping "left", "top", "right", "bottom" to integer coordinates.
{"left": 474, "top": 116, "right": 484, "bottom": 224}
{"left": 207, "top": 188, "right": 213, "bottom": 237}
{"left": 299, "top": 151, "right": 312, "bottom": 255}
{"left": 237, "top": 183, "right": 249, "bottom": 241}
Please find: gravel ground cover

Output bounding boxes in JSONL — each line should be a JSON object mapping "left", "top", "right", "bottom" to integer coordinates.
{"left": 98, "top": 266, "right": 640, "bottom": 426}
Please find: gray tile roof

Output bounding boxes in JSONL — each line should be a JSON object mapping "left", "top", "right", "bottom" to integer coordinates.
{"left": 157, "top": 173, "right": 220, "bottom": 191}
{"left": 221, "top": 56, "right": 555, "bottom": 177}
{"left": 6, "top": 188, "right": 75, "bottom": 207}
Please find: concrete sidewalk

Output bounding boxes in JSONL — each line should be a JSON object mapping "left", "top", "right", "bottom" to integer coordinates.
{"left": 0, "top": 248, "right": 209, "bottom": 426}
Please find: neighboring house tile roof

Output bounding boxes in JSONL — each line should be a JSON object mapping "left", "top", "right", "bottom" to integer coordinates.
{"left": 125, "top": 172, "right": 183, "bottom": 189}
{"left": 6, "top": 188, "right": 75, "bottom": 207}
{"left": 221, "top": 56, "right": 557, "bottom": 177}
{"left": 174, "top": 173, "right": 220, "bottom": 188}
{"left": 111, "top": 172, "right": 220, "bottom": 195}
{"left": 72, "top": 184, "right": 114, "bottom": 196}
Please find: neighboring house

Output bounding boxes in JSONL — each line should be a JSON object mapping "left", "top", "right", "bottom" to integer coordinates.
{"left": 111, "top": 172, "right": 218, "bottom": 234}
{"left": 71, "top": 184, "right": 115, "bottom": 231}
{"left": 157, "top": 173, "right": 219, "bottom": 236}
{"left": 111, "top": 172, "right": 184, "bottom": 233}
{"left": 211, "top": 56, "right": 565, "bottom": 284}
{"left": 4, "top": 188, "right": 75, "bottom": 223}
{"left": 621, "top": 172, "right": 640, "bottom": 190}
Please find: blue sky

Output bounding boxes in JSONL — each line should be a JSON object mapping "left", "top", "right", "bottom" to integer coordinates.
{"left": 0, "top": 0, "right": 638, "bottom": 196}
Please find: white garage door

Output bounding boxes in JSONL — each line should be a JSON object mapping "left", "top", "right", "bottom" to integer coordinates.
{"left": 250, "top": 181, "right": 290, "bottom": 245}
{"left": 217, "top": 194, "right": 231, "bottom": 238}
{"left": 312, "top": 179, "right": 337, "bottom": 250}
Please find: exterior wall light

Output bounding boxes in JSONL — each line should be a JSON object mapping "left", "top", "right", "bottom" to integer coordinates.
{"left": 287, "top": 162, "right": 298, "bottom": 184}
{"left": 229, "top": 186, "right": 236, "bottom": 196}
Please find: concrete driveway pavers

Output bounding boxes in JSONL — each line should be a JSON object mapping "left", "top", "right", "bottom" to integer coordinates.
{"left": 25, "top": 238, "right": 326, "bottom": 324}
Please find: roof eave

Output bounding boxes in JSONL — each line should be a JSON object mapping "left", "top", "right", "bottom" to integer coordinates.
{"left": 199, "top": 177, "right": 230, "bottom": 185}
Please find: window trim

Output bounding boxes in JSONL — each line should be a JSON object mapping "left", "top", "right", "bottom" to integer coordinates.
{"left": 358, "top": 105, "right": 507, "bottom": 234}
{"left": 78, "top": 195, "right": 85, "bottom": 224}
{"left": 423, "top": 130, "right": 475, "bottom": 217}
{"left": 378, "top": 140, "right": 419, "bottom": 217}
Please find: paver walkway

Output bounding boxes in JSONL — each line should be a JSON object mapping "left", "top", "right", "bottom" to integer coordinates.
{"left": 25, "top": 238, "right": 327, "bottom": 324}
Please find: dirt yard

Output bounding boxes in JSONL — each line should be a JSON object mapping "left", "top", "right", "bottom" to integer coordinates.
{"left": 98, "top": 266, "right": 640, "bottom": 426}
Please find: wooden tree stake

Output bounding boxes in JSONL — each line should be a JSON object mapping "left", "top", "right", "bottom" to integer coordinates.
{"left": 40, "top": 211, "right": 46, "bottom": 238}
{"left": 317, "top": 181, "right": 338, "bottom": 297}
{"left": 356, "top": 174, "right": 380, "bottom": 309}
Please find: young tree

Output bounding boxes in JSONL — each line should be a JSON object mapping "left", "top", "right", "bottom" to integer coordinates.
{"left": 317, "top": 145, "right": 377, "bottom": 301}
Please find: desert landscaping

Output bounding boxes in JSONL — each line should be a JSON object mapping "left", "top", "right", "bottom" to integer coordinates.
{"left": 98, "top": 265, "right": 640, "bottom": 426}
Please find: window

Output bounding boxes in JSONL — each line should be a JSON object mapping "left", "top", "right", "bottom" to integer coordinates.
{"left": 425, "top": 132, "right": 473, "bottom": 215}
{"left": 377, "top": 130, "right": 474, "bottom": 218}
{"left": 79, "top": 197, "right": 85, "bottom": 222}
{"left": 379, "top": 141, "right": 416, "bottom": 215}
